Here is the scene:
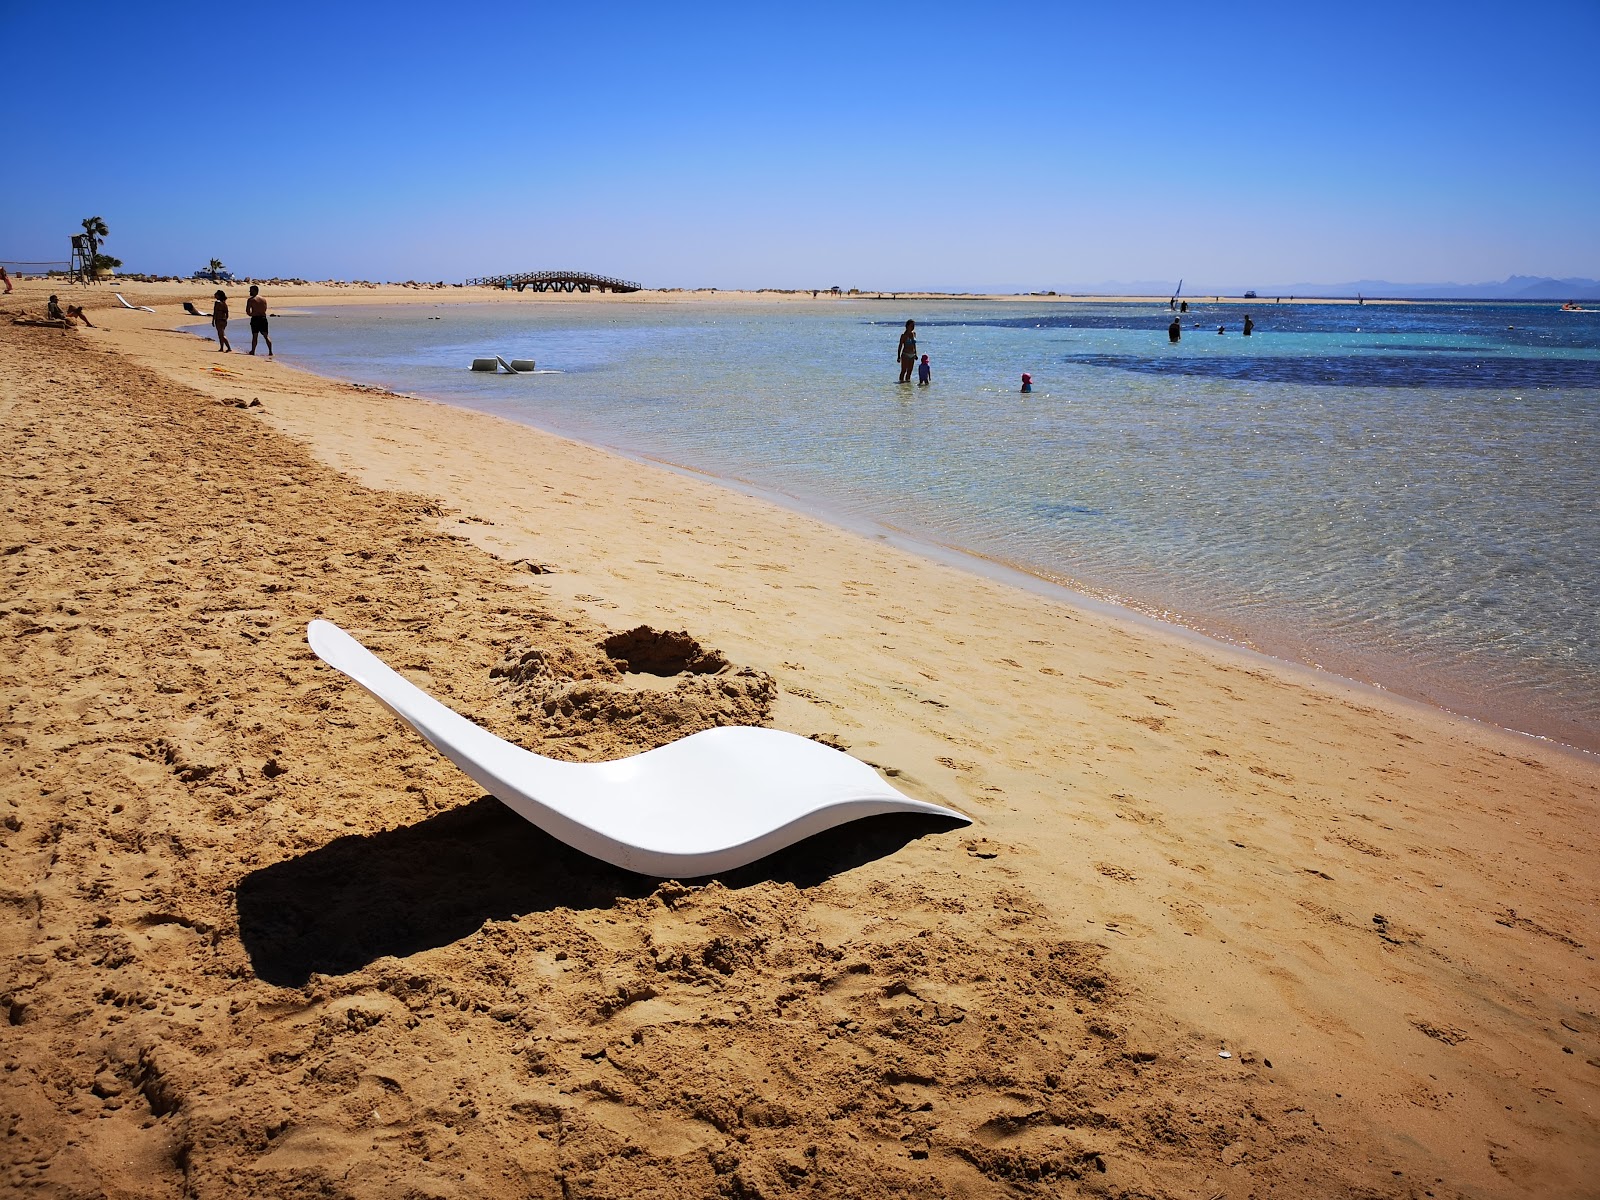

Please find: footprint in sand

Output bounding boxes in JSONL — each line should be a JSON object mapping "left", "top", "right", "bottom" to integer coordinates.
{"left": 1094, "top": 863, "right": 1137, "bottom": 883}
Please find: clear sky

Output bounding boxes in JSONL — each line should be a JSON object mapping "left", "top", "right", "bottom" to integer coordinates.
{"left": 3, "top": 1, "right": 1596, "bottom": 291}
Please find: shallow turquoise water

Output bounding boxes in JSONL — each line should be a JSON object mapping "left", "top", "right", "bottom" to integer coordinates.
{"left": 258, "top": 299, "right": 1600, "bottom": 751}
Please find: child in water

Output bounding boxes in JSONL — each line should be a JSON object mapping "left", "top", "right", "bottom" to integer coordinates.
{"left": 917, "top": 354, "right": 931, "bottom": 386}
{"left": 1020, "top": 373, "right": 1032, "bottom": 393}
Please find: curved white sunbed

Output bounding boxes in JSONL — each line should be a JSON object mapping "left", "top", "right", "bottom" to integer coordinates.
{"left": 307, "top": 620, "right": 968, "bottom": 876}
{"left": 114, "top": 293, "right": 156, "bottom": 312}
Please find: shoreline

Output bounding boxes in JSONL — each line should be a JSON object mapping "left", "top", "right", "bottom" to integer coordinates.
{"left": 167, "top": 286, "right": 1600, "bottom": 759}
{"left": 5, "top": 284, "right": 1599, "bottom": 1195}
{"left": 556, "top": 431, "right": 1600, "bottom": 766}
{"left": 27, "top": 276, "right": 1600, "bottom": 757}
{"left": 9, "top": 276, "right": 1422, "bottom": 307}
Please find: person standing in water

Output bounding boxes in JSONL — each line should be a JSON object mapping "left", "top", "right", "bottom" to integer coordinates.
{"left": 896, "top": 319, "right": 917, "bottom": 383}
{"left": 245, "top": 285, "right": 273, "bottom": 356}
{"left": 1168, "top": 316, "right": 1182, "bottom": 342}
{"left": 212, "top": 290, "right": 232, "bottom": 352}
{"left": 1243, "top": 314, "right": 1254, "bottom": 336}
{"left": 917, "top": 354, "right": 931, "bottom": 386}
{"left": 1020, "top": 373, "right": 1033, "bottom": 393}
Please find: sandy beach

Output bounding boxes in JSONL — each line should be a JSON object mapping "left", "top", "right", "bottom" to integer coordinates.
{"left": 3, "top": 281, "right": 1597, "bottom": 1198}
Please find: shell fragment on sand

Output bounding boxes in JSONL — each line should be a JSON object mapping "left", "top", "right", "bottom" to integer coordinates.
{"left": 306, "top": 620, "right": 968, "bottom": 876}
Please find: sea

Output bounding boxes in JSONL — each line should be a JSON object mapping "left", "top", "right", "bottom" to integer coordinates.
{"left": 247, "top": 297, "right": 1600, "bottom": 754}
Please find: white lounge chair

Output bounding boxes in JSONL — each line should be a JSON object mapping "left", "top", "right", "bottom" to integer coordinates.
{"left": 308, "top": 620, "right": 967, "bottom": 876}
{"left": 115, "top": 293, "right": 156, "bottom": 312}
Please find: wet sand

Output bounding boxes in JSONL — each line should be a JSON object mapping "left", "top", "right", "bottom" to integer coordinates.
{"left": 2, "top": 282, "right": 1596, "bottom": 1198}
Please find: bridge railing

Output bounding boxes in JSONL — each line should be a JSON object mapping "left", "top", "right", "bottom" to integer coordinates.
{"left": 464, "top": 269, "right": 642, "bottom": 293}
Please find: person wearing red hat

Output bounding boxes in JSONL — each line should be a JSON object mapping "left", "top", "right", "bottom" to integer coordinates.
{"left": 1020, "top": 372, "right": 1032, "bottom": 393}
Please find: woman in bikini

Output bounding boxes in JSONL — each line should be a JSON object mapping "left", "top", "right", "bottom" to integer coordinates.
{"left": 212, "top": 290, "right": 231, "bottom": 352}
{"left": 896, "top": 319, "right": 917, "bottom": 383}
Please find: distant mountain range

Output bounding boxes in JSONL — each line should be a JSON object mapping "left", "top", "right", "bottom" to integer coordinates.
{"left": 1066, "top": 275, "right": 1600, "bottom": 300}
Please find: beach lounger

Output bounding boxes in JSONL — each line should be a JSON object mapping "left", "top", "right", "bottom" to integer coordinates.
{"left": 183, "top": 301, "right": 211, "bottom": 317}
{"left": 308, "top": 620, "right": 967, "bottom": 876}
{"left": 115, "top": 293, "right": 156, "bottom": 312}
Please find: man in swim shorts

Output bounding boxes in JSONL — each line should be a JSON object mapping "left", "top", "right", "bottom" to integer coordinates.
{"left": 245, "top": 284, "right": 273, "bottom": 357}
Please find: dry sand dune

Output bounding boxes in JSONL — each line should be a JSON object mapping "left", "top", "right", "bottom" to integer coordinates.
{"left": 2, "top": 287, "right": 1596, "bottom": 1198}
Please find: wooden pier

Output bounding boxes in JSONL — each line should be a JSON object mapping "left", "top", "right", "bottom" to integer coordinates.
{"left": 464, "top": 270, "right": 642, "bottom": 294}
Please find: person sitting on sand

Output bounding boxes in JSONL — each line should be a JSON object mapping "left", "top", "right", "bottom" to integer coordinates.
{"left": 245, "top": 284, "right": 273, "bottom": 357}
{"left": 897, "top": 319, "right": 918, "bottom": 383}
{"left": 43, "top": 295, "right": 96, "bottom": 328}
{"left": 212, "top": 290, "right": 231, "bottom": 352}
{"left": 1, "top": 266, "right": 11, "bottom": 294}
{"left": 917, "top": 354, "right": 931, "bottom": 386}
{"left": 1020, "top": 373, "right": 1032, "bottom": 393}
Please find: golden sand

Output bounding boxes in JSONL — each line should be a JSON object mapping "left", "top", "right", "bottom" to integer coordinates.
{"left": 2, "top": 281, "right": 1594, "bottom": 1198}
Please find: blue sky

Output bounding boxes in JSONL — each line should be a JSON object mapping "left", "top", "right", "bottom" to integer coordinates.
{"left": 3, "top": 1, "right": 1596, "bottom": 290}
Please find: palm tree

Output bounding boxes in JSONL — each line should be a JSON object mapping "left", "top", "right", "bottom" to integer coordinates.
{"left": 80, "top": 216, "right": 108, "bottom": 264}
{"left": 208, "top": 258, "right": 227, "bottom": 278}
{"left": 78, "top": 214, "right": 108, "bottom": 283}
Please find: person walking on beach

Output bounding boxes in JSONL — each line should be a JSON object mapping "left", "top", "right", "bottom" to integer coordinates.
{"left": 917, "top": 354, "right": 931, "bottom": 386}
{"left": 245, "top": 285, "right": 273, "bottom": 357}
{"left": 897, "top": 319, "right": 918, "bottom": 383}
{"left": 212, "top": 290, "right": 231, "bottom": 352}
